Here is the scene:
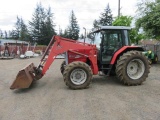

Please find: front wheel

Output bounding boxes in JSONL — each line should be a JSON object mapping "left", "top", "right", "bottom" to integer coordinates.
{"left": 63, "top": 61, "right": 93, "bottom": 89}
{"left": 60, "top": 61, "right": 66, "bottom": 74}
{"left": 116, "top": 51, "right": 150, "bottom": 85}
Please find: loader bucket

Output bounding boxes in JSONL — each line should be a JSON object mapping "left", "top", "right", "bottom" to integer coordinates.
{"left": 10, "top": 63, "right": 37, "bottom": 90}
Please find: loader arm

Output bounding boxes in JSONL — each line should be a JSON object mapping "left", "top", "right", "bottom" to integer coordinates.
{"left": 10, "top": 35, "right": 98, "bottom": 90}
{"left": 39, "top": 36, "right": 98, "bottom": 75}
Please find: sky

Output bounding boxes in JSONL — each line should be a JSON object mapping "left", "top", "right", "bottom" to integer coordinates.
{"left": 0, "top": 0, "right": 138, "bottom": 34}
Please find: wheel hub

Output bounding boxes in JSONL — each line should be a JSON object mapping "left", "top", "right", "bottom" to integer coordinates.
{"left": 127, "top": 62, "right": 138, "bottom": 74}
{"left": 75, "top": 73, "right": 81, "bottom": 79}
{"left": 127, "top": 59, "right": 145, "bottom": 80}
{"left": 70, "top": 69, "right": 87, "bottom": 85}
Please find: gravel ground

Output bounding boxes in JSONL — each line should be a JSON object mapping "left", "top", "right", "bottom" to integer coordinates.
{"left": 0, "top": 57, "right": 160, "bottom": 120}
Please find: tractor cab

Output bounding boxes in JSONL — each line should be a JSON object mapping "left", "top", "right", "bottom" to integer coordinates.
{"left": 91, "top": 26, "right": 131, "bottom": 64}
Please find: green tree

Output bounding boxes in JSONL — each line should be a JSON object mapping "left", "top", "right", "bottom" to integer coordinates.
{"left": 41, "top": 7, "right": 56, "bottom": 44}
{"left": 136, "top": 0, "right": 160, "bottom": 39}
{"left": 99, "top": 3, "right": 113, "bottom": 26}
{"left": 29, "top": 3, "right": 45, "bottom": 44}
{"left": 113, "top": 15, "right": 144, "bottom": 44}
{"left": 29, "top": 3, "right": 56, "bottom": 45}
{"left": 58, "top": 26, "right": 63, "bottom": 37}
{"left": 11, "top": 16, "right": 30, "bottom": 40}
{"left": 4, "top": 31, "right": 8, "bottom": 39}
{"left": 13, "top": 16, "right": 21, "bottom": 39}
{"left": 112, "top": 16, "right": 132, "bottom": 26}
{"left": 67, "top": 10, "right": 80, "bottom": 40}
{"left": 129, "top": 28, "right": 145, "bottom": 44}
{"left": 10, "top": 30, "right": 17, "bottom": 39}
{"left": 93, "top": 19, "right": 99, "bottom": 28}
{"left": 63, "top": 28, "right": 69, "bottom": 38}
{"left": 0, "top": 29, "right": 2, "bottom": 38}
{"left": 80, "top": 34, "right": 84, "bottom": 39}
{"left": 57, "top": 26, "right": 69, "bottom": 38}
{"left": 20, "top": 18, "right": 31, "bottom": 41}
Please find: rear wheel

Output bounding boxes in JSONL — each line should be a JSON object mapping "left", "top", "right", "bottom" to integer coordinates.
{"left": 63, "top": 61, "right": 92, "bottom": 89}
{"left": 116, "top": 51, "right": 150, "bottom": 85}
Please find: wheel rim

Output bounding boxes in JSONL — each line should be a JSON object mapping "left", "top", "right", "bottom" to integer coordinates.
{"left": 127, "top": 59, "right": 145, "bottom": 80}
{"left": 70, "top": 68, "right": 87, "bottom": 85}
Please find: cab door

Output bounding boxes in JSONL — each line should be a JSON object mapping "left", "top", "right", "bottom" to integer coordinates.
{"left": 101, "top": 30, "right": 123, "bottom": 64}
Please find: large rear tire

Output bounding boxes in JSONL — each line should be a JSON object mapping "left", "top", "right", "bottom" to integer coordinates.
{"left": 116, "top": 51, "right": 150, "bottom": 85}
{"left": 63, "top": 61, "right": 92, "bottom": 89}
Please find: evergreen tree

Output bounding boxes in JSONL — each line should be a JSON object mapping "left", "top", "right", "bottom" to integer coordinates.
{"left": 58, "top": 26, "right": 67, "bottom": 37}
{"left": 29, "top": 3, "right": 56, "bottom": 45}
{"left": 67, "top": 10, "right": 80, "bottom": 40}
{"left": 0, "top": 29, "right": 3, "bottom": 38}
{"left": 10, "top": 30, "right": 17, "bottom": 39}
{"left": 62, "top": 28, "right": 69, "bottom": 38}
{"left": 80, "top": 34, "right": 84, "bottom": 39}
{"left": 11, "top": 16, "right": 30, "bottom": 40}
{"left": 59, "top": 28, "right": 63, "bottom": 37}
{"left": 93, "top": 19, "right": 99, "bottom": 28}
{"left": 44, "top": 7, "right": 56, "bottom": 44}
{"left": 20, "top": 18, "right": 30, "bottom": 41}
{"left": 14, "top": 16, "right": 21, "bottom": 39}
{"left": 4, "top": 31, "right": 8, "bottom": 39}
{"left": 29, "top": 3, "right": 45, "bottom": 44}
{"left": 99, "top": 3, "right": 113, "bottom": 26}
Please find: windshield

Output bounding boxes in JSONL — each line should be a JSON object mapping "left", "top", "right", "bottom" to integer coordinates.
{"left": 92, "top": 32, "right": 101, "bottom": 49}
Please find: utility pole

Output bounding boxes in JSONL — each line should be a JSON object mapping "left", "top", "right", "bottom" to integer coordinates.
{"left": 118, "top": 0, "right": 120, "bottom": 17}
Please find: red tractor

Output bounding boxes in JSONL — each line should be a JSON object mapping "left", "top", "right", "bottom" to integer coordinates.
{"left": 10, "top": 26, "right": 150, "bottom": 90}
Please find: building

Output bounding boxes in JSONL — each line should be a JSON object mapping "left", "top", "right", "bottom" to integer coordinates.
{"left": 0, "top": 39, "right": 29, "bottom": 46}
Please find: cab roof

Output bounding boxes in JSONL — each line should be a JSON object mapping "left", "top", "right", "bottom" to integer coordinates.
{"left": 92, "top": 26, "right": 131, "bottom": 33}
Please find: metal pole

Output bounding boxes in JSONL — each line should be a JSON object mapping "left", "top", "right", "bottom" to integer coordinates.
{"left": 118, "top": 0, "right": 120, "bottom": 17}
{"left": 83, "top": 27, "right": 86, "bottom": 43}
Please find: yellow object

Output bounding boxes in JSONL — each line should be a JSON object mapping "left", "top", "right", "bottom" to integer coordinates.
{"left": 148, "top": 50, "right": 151, "bottom": 54}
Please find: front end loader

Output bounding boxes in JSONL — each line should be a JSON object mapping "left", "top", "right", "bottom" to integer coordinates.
{"left": 10, "top": 35, "right": 98, "bottom": 89}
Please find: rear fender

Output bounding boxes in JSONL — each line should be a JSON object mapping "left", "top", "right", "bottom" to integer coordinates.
{"left": 110, "top": 46, "right": 144, "bottom": 65}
